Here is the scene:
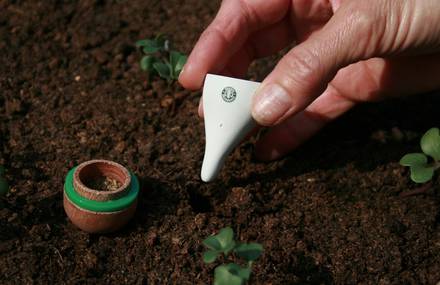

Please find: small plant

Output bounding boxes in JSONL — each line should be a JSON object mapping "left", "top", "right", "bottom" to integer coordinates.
{"left": 136, "top": 35, "right": 187, "bottom": 82}
{"left": 0, "top": 165, "right": 9, "bottom": 197}
{"left": 400, "top": 127, "right": 440, "bottom": 183}
{"left": 202, "top": 227, "right": 263, "bottom": 285}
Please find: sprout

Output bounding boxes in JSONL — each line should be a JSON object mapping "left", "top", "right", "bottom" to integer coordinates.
{"left": 400, "top": 127, "right": 440, "bottom": 183}
{"left": 136, "top": 35, "right": 187, "bottom": 82}
{"left": 202, "top": 227, "right": 263, "bottom": 285}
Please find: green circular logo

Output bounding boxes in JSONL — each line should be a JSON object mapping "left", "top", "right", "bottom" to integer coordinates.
{"left": 221, "top": 87, "right": 237, "bottom": 103}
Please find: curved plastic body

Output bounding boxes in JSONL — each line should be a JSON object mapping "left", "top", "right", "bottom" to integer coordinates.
{"left": 201, "top": 74, "right": 261, "bottom": 182}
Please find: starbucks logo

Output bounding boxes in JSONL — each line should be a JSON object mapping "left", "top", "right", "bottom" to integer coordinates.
{"left": 221, "top": 87, "right": 237, "bottom": 103}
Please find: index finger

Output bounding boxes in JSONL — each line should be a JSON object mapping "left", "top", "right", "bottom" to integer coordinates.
{"left": 179, "top": 0, "right": 290, "bottom": 90}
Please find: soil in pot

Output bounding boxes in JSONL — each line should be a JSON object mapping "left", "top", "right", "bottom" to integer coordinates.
{"left": 84, "top": 176, "right": 122, "bottom": 192}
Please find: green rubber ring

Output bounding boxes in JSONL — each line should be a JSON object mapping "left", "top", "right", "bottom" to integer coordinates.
{"left": 64, "top": 167, "right": 139, "bottom": 212}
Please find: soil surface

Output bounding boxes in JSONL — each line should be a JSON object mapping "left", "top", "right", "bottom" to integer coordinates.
{"left": 1, "top": 1, "right": 440, "bottom": 284}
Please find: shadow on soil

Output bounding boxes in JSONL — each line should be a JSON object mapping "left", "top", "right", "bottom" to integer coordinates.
{"left": 113, "top": 176, "right": 180, "bottom": 236}
{"left": 231, "top": 93, "right": 440, "bottom": 186}
{"left": 292, "top": 251, "right": 334, "bottom": 285}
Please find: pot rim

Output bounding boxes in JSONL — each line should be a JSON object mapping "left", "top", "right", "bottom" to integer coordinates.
{"left": 64, "top": 165, "right": 139, "bottom": 212}
{"left": 73, "top": 159, "right": 131, "bottom": 201}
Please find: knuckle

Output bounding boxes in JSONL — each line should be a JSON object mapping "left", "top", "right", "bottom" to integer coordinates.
{"left": 339, "top": 1, "right": 383, "bottom": 58}
{"left": 238, "top": 0, "right": 259, "bottom": 25}
{"left": 281, "top": 49, "right": 323, "bottom": 89}
{"left": 345, "top": 3, "right": 376, "bottom": 35}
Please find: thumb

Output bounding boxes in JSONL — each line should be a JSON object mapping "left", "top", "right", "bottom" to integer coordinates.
{"left": 251, "top": 1, "right": 403, "bottom": 126}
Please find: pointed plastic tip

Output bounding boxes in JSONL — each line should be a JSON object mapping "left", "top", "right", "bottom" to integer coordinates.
{"left": 200, "top": 170, "right": 215, "bottom": 183}
{"left": 200, "top": 149, "right": 225, "bottom": 182}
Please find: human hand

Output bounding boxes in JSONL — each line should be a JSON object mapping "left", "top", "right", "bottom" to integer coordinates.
{"left": 179, "top": 0, "right": 440, "bottom": 161}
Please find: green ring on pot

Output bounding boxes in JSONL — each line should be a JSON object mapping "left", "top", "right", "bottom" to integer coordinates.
{"left": 64, "top": 167, "right": 139, "bottom": 212}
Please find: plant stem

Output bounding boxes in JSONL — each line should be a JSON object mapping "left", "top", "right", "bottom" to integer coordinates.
{"left": 399, "top": 182, "right": 432, "bottom": 197}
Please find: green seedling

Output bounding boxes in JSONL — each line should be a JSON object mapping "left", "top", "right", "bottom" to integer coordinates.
{"left": 0, "top": 166, "right": 9, "bottom": 197}
{"left": 136, "top": 35, "right": 187, "bottom": 81}
{"left": 202, "top": 227, "right": 263, "bottom": 285}
{"left": 400, "top": 127, "right": 440, "bottom": 183}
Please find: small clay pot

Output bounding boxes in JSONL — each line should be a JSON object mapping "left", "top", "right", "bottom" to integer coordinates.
{"left": 63, "top": 160, "right": 139, "bottom": 233}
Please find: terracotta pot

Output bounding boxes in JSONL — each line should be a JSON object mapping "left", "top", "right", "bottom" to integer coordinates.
{"left": 63, "top": 160, "right": 139, "bottom": 234}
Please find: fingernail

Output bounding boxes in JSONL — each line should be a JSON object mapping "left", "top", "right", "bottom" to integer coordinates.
{"left": 252, "top": 84, "right": 292, "bottom": 125}
{"left": 178, "top": 65, "right": 186, "bottom": 81}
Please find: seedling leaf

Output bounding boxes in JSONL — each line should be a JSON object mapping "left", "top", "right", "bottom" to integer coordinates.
{"left": 214, "top": 264, "right": 244, "bottom": 285}
{"left": 223, "top": 264, "right": 251, "bottom": 280}
{"left": 217, "top": 227, "right": 234, "bottom": 247}
{"left": 140, "top": 56, "right": 155, "bottom": 72}
{"left": 153, "top": 62, "right": 171, "bottom": 78}
{"left": 203, "top": 227, "right": 235, "bottom": 254}
{"left": 155, "top": 34, "right": 167, "bottom": 49}
{"left": 0, "top": 166, "right": 5, "bottom": 176}
{"left": 203, "top": 250, "right": 219, "bottom": 264}
{"left": 174, "top": 55, "right": 187, "bottom": 76}
{"left": 135, "top": 39, "right": 150, "bottom": 47}
{"left": 410, "top": 165, "right": 434, "bottom": 183}
{"left": 236, "top": 267, "right": 251, "bottom": 280}
{"left": 137, "top": 36, "right": 186, "bottom": 81}
{"left": 399, "top": 153, "right": 428, "bottom": 167}
{"left": 234, "top": 243, "right": 264, "bottom": 262}
{"left": 170, "top": 51, "right": 181, "bottom": 69}
{"left": 169, "top": 51, "right": 187, "bottom": 78}
{"left": 143, "top": 45, "right": 161, "bottom": 54}
{"left": 216, "top": 227, "right": 235, "bottom": 253}
{"left": 421, "top": 128, "right": 440, "bottom": 161}
{"left": 138, "top": 37, "right": 166, "bottom": 53}
{"left": 203, "top": 236, "right": 222, "bottom": 251}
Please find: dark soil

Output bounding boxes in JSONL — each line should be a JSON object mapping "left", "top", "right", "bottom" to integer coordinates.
{"left": 1, "top": 1, "right": 440, "bottom": 284}
{"left": 85, "top": 176, "right": 121, "bottom": 192}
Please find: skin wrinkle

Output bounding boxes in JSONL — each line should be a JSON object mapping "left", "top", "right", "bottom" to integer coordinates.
{"left": 312, "top": 21, "right": 343, "bottom": 69}
{"left": 278, "top": 47, "right": 324, "bottom": 97}
{"left": 338, "top": 4, "right": 377, "bottom": 62}
{"left": 381, "top": 1, "right": 411, "bottom": 55}
{"left": 290, "top": 0, "right": 333, "bottom": 40}
{"left": 239, "top": 0, "right": 262, "bottom": 30}
{"left": 196, "top": 1, "right": 254, "bottom": 75}
{"left": 199, "top": 29, "right": 231, "bottom": 74}
{"left": 209, "top": 13, "right": 248, "bottom": 51}
{"left": 242, "top": 0, "right": 290, "bottom": 29}
{"left": 411, "top": 0, "right": 440, "bottom": 52}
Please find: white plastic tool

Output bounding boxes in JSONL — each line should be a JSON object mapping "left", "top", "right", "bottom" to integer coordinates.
{"left": 201, "top": 74, "right": 261, "bottom": 182}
